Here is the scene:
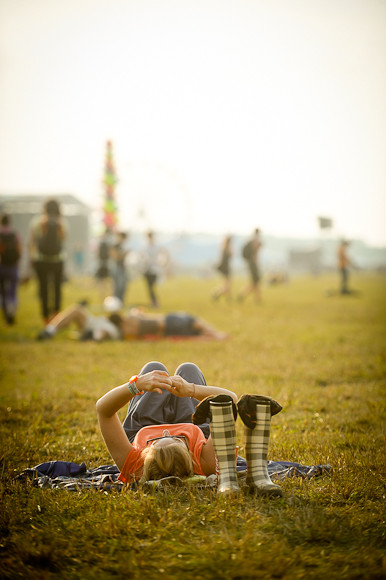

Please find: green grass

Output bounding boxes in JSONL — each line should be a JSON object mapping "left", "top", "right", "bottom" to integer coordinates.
{"left": 0, "top": 272, "right": 385, "bottom": 579}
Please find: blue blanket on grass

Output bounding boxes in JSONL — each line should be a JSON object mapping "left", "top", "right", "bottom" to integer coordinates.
{"left": 16, "top": 458, "right": 332, "bottom": 492}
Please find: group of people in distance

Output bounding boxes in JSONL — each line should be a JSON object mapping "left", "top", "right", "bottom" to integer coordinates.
{"left": 212, "top": 229, "right": 264, "bottom": 304}
{"left": 95, "top": 228, "right": 170, "bottom": 310}
{"left": 213, "top": 228, "right": 357, "bottom": 303}
{"left": 0, "top": 199, "right": 67, "bottom": 326}
{"left": 1, "top": 196, "right": 357, "bottom": 330}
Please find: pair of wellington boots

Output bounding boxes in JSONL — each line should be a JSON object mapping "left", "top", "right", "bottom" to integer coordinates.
{"left": 195, "top": 394, "right": 283, "bottom": 497}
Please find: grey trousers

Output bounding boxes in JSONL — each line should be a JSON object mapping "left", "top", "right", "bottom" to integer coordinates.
{"left": 122, "top": 361, "right": 210, "bottom": 442}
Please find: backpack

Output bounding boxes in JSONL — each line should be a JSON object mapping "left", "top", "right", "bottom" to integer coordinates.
{"left": 38, "top": 219, "right": 62, "bottom": 256}
{"left": 242, "top": 240, "right": 253, "bottom": 261}
{"left": 0, "top": 231, "right": 20, "bottom": 265}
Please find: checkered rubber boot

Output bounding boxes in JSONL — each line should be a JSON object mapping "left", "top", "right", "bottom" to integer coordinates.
{"left": 209, "top": 401, "right": 240, "bottom": 495}
{"left": 244, "top": 400, "right": 283, "bottom": 497}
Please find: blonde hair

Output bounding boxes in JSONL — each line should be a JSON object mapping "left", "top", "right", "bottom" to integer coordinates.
{"left": 140, "top": 442, "right": 194, "bottom": 483}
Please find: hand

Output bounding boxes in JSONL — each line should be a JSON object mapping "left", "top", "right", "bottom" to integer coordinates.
{"left": 136, "top": 370, "right": 172, "bottom": 395}
{"left": 169, "top": 375, "right": 192, "bottom": 398}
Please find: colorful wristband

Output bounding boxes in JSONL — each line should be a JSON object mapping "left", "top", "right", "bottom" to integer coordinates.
{"left": 127, "top": 375, "right": 143, "bottom": 396}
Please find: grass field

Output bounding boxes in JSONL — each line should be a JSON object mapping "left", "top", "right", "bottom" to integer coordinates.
{"left": 0, "top": 271, "right": 385, "bottom": 579}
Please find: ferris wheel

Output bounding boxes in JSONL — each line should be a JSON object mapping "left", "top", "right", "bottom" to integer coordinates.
{"left": 120, "top": 159, "right": 192, "bottom": 234}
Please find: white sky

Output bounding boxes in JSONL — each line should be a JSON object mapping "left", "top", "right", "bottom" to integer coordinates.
{"left": 0, "top": 0, "right": 385, "bottom": 245}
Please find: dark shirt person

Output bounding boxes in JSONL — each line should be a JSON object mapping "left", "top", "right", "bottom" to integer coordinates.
{"left": 0, "top": 213, "right": 22, "bottom": 324}
{"left": 29, "top": 199, "right": 67, "bottom": 323}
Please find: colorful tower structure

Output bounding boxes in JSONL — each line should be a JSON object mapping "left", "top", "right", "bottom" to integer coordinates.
{"left": 102, "top": 140, "right": 118, "bottom": 231}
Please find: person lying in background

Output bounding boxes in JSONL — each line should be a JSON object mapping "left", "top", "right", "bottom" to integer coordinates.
{"left": 96, "top": 360, "right": 283, "bottom": 496}
{"left": 37, "top": 298, "right": 227, "bottom": 341}
{"left": 109, "top": 308, "right": 227, "bottom": 341}
{"left": 36, "top": 300, "right": 121, "bottom": 342}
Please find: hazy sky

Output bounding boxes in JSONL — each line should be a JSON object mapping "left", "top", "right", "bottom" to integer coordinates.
{"left": 1, "top": 0, "right": 385, "bottom": 245}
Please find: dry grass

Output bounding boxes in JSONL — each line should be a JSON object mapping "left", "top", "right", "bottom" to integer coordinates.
{"left": 0, "top": 271, "right": 385, "bottom": 579}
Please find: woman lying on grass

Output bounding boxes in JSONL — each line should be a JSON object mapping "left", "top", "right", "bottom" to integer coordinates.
{"left": 96, "top": 361, "right": 283, "bottom": 496}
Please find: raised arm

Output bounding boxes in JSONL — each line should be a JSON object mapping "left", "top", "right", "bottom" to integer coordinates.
{"left": 96, "top": 371, "right": 173, "bottom": 470}
{"left": 168, "top": 375, "right": 237, "bottom": 404}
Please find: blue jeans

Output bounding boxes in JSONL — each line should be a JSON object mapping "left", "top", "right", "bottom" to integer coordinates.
{"left": 0, "top": 264, "right": 19, "bottom": 322}
{"left": 113, "top": 265, "right": 128, "bottom": 302}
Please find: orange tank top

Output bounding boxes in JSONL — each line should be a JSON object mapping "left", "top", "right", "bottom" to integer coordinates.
{"left": 118, "top": 423, "right": 206, "bottom": 483}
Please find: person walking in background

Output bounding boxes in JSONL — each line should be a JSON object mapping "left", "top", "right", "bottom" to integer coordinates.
{"left": 29, "top": 198, "right": 67, "bottom": 323}
{"left": 111, "top": 231, "right": 130, "bottom": 304}
{"left": 142, "top": 231, "right": 169, "bottom": 308}
{"left": 239, "top": 228, "right": 263, "bottom": 303}
{"left": 212, "top": 235, "right": 233, "bottom": 302}
{"left": 0, "top": 213, "right": 22, "bottom": 325}
{"left": 338, "top": 239, "right": 354, "bottom": 294}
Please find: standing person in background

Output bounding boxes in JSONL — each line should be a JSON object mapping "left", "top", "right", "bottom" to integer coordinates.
{"left": 29, "top": 199, "right": 67, "bottom": 323}
{"left": 212, "top": 235, "right": 233, "bottom": 302}
{"left": 111, "top": 231, "right": 130, "bottom": 304}
{"left": 72, "top": 242, "right": 85, "bottom": 276}
{"left": 0, "top": 213, "right": 22, "bottom": 325}
{"left": 239, "top": 228, "right": 263, "bottom": 303}
{"left": 95, "top": 228, "right": 113, "bottom": 302}
{"left": 142, "top": 231, "right": 169, "bottom": 309}
{"left": 338, "top": 239, "right": 354, "bottom": 295}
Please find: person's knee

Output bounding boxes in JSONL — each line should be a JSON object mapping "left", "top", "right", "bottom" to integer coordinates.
{"left": 175, "top": 362, "right": 206, "bottom": 385}
{"left": 139, "top": 361, "right": 169, "bottom": 375}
